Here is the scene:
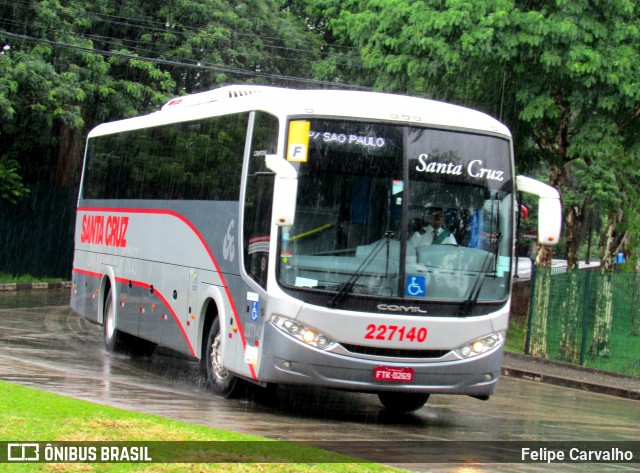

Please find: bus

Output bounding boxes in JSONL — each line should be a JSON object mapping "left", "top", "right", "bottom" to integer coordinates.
{"left": 71, "top": 85, "right": 561, "bottom": 412}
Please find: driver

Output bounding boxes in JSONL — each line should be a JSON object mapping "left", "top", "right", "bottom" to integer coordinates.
{"left": 409, "top": 207, "right": 457, "bottom": 247}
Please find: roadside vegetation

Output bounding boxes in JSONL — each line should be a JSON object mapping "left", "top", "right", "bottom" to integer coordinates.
{"left": 0, "top": 274, "right": 66, "bottom": 284}
{"left": 506, "top": 317, "right": 527, "bottom": 354}
{"left": 0, "top": 380, "right": 404, "bottom": 472}
{"left": 2, "top": 1, "right": 640, "bottom": 276}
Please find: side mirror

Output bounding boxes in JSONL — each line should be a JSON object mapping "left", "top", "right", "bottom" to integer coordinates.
{"left": 515, "top": 175, "right": 562, "bottom": 246}
{"left": 265, "top": 154, "right": 298, "bottom": 226}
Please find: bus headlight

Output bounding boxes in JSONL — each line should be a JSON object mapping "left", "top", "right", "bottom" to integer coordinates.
{"left": 270, "top": 315, "right": 335, "bottom": 350}
{"left": 455, "top": 333, "right": 503, "bottom": 359}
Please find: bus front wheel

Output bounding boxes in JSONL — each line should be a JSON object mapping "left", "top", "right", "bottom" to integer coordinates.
{"left": 202, "top": 317, "right": 244, "bottom": 398}
{"left": 377, "top": 392, "right": 430, "bottom": 413}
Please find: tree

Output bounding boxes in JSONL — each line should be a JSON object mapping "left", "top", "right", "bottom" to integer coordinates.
{"left": 302, "top": 0, "right": 640, "bottom": 359}
{"left": 304, "top": 0, "right": 640, "bottom": 269}
{"left": 0, "top": 0, "right": 324, "bottom": 191}
{"left": 0, "top": 46, "right": 27, "bottom": 202}
{"left": 0, "top": 0, "right": 177, "bottom": 189}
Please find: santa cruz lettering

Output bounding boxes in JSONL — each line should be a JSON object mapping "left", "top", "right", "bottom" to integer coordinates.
{"left": 80, "top": 214, "right": 129, "bottom": 248}
{"left": 415, "top": 154, "right": 504, "bottom": 182}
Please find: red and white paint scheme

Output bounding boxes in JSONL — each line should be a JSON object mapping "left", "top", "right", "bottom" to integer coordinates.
{"left": 71, "top": 85, "right": 561, "bottom": 412}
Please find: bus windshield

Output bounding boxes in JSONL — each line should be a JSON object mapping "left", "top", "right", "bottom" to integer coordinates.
{"left": 278, "top": 119, "right": 513, "bottom": 308}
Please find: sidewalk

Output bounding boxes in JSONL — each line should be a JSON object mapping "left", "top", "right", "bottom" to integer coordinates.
{"left": 502, "top": 352, "right": 640, "bottom": 400}
{"left": 0, "top": 281, "right": 72, "bottom": 291}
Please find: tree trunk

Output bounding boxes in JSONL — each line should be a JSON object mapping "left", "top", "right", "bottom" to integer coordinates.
{"left": 54, "top": 123, "right": 84, "bottom": 188}
{"left": 590, "top": 209, "right": 629, "bottom": 358}
{"left": 535, "top": 244, "right": 553, "bottom": 267}
{"left": 565, "top": 204, "right": 586, "bottom": 270}
{"left": 527, "top": 162, "right": 565, "bottom": 359}
{"left": 591, "top": 271, "right": 613, "bottom": 357}
{"left": 529, "top": 267, "right": 550, "bottom": 358}
{"left": 599, "top": 208, "right": 629, "bottom": 271}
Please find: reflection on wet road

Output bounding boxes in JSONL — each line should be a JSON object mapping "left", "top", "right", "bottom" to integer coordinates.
{"left": 0, "top": 290, "right": 638, "bottom": 472}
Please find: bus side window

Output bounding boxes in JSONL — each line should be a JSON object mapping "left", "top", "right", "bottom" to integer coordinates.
{"left": 243, "top": 112, "right": 279, "bottom": 288}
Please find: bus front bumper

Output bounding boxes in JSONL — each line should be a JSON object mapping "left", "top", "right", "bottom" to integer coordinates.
{"left": 258, "top": 322, "right": 502, "bottom": 396}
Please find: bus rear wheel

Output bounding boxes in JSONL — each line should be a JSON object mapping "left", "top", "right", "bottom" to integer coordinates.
{"left": 202, "top": 317, "right": 244, "bottom": 398}
{"left": 103, "top": 289, "right": 127, "bottom": 354}
{"left": 377, "top": 392, "right": 430, "bottom": 413}
{"left": 103, "top": 289, "right": 155, "bottom": 356}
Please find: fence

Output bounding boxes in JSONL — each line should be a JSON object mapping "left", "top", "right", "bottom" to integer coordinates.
{"left": 0, "top": 183, "right": 76, "bottom": 278}
{"left": 526, "top": 267, "right": 640, "bottom": 376}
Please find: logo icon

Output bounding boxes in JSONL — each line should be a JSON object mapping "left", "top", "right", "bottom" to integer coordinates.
{"left": 8, "top": 443, "right": 40, "bottom": 462}
{"left": 222, "top": 220, "right": 235, "bottom": 262}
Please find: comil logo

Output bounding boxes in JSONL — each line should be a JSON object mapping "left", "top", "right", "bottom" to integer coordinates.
{"left": 8, "top": 443, "right": 39, "bottom": 461}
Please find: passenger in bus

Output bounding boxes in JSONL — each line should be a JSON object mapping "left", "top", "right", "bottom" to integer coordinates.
{"left": 409, "top": 207, "right": 457, "bottom": 247}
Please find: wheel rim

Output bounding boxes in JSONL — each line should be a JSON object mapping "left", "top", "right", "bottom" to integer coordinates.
{"left": 211, "top": 330, "right": 229, "bottom": 381}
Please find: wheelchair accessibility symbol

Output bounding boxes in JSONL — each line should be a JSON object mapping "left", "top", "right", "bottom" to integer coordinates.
{"left": 405, "top": 275, "right": 426, "bottom": 297}
{"left": 250, "top": 301, "right": 259, "bottom": 321}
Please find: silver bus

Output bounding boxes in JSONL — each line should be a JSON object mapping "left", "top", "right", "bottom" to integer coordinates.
{"left": 71, "top": 85, "right": 561, "bottom": 412}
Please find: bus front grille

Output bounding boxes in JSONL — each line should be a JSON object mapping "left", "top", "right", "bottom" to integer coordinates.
{"left": 340, "top": 343, "right": 450, "bottom": 359}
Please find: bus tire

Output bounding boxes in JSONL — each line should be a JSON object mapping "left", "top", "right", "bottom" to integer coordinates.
{"left": 103, "top": 289, "right": 127, "bottom": 354}
{"left": 202, "top": 317, "right": 243, "bottom": 398}
{"left": 377, "top": 392, "right": 429, "bottom": 413}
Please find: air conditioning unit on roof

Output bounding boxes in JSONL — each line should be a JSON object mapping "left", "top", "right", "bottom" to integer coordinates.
{"left": 161, "top": 84, "right": 283, "bottom": 111}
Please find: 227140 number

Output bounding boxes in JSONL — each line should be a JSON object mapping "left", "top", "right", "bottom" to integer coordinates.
{"left": 364, "top": 324, "right": 428, "bottom": 343}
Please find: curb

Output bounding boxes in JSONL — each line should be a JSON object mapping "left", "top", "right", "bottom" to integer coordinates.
{"left": 501, "top": 366, "right": 640, "bottom": 400}
{"left": 502, "top": 352, "right": 640, "bottom": 401}
{"left": 0, "top": 281, "right": 72, "bottom": 292}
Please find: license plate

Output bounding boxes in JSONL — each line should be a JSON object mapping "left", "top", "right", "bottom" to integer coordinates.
{"left": 374, "top": 366, "right": 414, "bottom": 383}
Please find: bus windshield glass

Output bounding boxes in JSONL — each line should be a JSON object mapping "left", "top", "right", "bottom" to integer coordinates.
{"left": 278, "top": 119, "right": 513, "bottom": 307}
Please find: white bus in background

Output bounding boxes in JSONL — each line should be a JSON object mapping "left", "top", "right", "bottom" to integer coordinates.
{"left": 71, "top": 85, "right": 561, "bottom": 412}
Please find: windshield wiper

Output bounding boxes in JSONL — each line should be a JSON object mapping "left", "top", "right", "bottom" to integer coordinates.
{"left": 329, "top": 231, "right": 395, "bottom": 308}
{"left": 460, "top": 233, "right": 502, "bottom": 315}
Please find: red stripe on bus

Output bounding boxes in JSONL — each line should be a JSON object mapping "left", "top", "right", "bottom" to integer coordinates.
{"left": 114, "top": 276, "right": 196, "bottom": 357}
{"left": 73, "top": 268, "right": 102, "bottom": 279}
{"left": 76, "top": 206, "right": 257, "bottom": 380}
{"left": 72, "top": 269, "right": 196, "bottom": 357}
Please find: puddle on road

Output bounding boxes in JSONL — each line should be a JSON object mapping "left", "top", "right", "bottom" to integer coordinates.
{"left": 1, "top": 287, "right": 639, "bottom": 458}
{"left": 0, "top": 289, "right": 70, "bottom": 309}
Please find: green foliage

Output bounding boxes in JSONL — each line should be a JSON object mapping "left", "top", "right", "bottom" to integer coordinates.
{"left": 0, "top": 0, "right": 322, "bottom": 195}
{"left": 304, "top": 0, "right": 640, "bottom": 267}
{"left": 0, "top": 158, "right": 28, "bottom": 203}
{"left": 505, "top": 315, "right": 526, "bottom": 353}
{"left": 2, "top": 0, "right": 640, "bottom": 269}
{"left": 0, "top": 273, "right": 64, "bottom": 284}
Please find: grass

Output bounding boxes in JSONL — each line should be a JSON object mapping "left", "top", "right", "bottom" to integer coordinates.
{"left": 0, "top": 380, "right": 405, "bottom": 472}
{"left": 505, "top": 316, "right": 527, "bottom": 353}
{"left": 0, "top": 273, "right": 67, "bottom": 284}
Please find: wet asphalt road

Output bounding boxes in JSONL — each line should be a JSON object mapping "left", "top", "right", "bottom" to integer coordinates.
{"left": 0, "top": 290, "right": 638, "bottom": 472}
